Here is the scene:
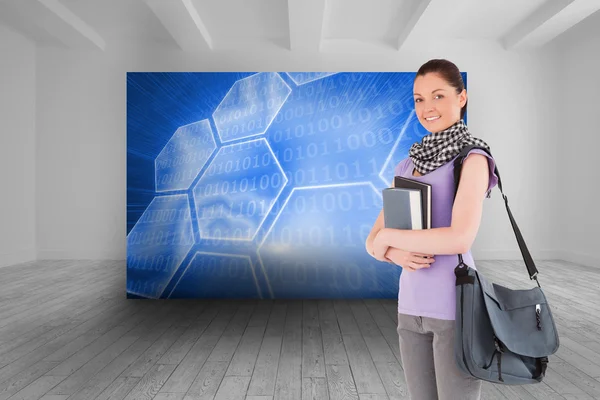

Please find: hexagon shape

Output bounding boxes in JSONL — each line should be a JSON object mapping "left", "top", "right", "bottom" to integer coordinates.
{"left": 126, "top": 194, "right": 195, "bottom": 299}
{"left": 257, "top": 183, "right": 400, "bottom": 298}
{"left": 192, "top": 138, "right": 288, "bottom": 242}
{"left": 155, "top": 119, "right": 216, "bottom": 192}
{"left": 166, "top": 252, "right": 263, "bottom": 299}
{"left": 213, "top": 72, "right": 291, "bottom": 143}
{"left": 285, "top": 72, "right": 338, "bottom": 86}
{"left": 265, "top": 72, "right": 416, "bottom": 189}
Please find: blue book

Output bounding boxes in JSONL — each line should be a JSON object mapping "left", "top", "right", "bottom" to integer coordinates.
{"left": 382, "top": 188, "right": 423, "bottom": 230}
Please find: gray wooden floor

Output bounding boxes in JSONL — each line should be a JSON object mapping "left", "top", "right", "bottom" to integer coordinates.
{"left": 0, "top": 259, "right": 598, "bottom": 400}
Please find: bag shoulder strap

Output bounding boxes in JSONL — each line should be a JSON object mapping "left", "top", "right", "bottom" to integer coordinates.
{"left": 452, "top": 144, "right": 540, "bottom": 284}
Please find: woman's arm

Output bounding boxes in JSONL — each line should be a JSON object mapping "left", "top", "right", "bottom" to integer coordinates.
{"left": 374, "top": 153, "right": 491, "bottom": 256}
{"left": 365, "top": 178, "right": 393, "bottom": 254}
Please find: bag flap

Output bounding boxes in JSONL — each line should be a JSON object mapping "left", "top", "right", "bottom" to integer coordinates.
{"left": 481, "top": 279, "right": 546, "bottom": 311}
{"left": 478, "top": 274, "right": 560, "bottom": 357}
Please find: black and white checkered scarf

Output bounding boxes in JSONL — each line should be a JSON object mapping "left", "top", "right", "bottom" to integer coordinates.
{"left": 409, "top": 119, "right": 491, "bottom": 175}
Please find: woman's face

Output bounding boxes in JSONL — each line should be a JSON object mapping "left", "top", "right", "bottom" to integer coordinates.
{"left": 413, "top": 72, "right": 466, "bottom": 133}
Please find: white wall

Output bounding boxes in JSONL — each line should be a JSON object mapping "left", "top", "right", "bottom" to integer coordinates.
{"left": 553, "top": 11, "right": 600, "bottom": 268}
{"left": 0, "top": 26, "right": 36, "bottom": 268}
{"left": 34, "top": 39, "right": 564, "bottom": 263}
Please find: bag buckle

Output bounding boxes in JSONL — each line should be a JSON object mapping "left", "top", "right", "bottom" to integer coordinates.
{"left": 530, "top": 271, "right": 538, "bottom": 280}
{"left": 454, "top": 259, "right": 469, "bottom": 278}
{"left": 540, "top": 357, "right": 548, "bottom": 374}
{"left": 494, "top": 337, "right": 504, "bottom": 353}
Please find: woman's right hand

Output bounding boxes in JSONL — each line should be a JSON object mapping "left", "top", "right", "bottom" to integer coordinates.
{"left": 384, "top": 248, "right": 435, "bottom": 272}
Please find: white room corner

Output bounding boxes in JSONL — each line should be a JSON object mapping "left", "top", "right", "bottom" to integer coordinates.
{"left": 550, "top": 8, "right": 600, "bottom": 270}
{"left": 0, "top": 25, "right": 36, "bottom": 269}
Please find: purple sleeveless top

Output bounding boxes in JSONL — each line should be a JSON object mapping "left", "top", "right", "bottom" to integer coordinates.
{"left": 393, "top": 149, "right": 499, "bottom": 320}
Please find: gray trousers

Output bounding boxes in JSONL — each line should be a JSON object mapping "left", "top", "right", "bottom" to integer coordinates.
{"left": 396, "top": 312, "right": 482, "bottom": 400}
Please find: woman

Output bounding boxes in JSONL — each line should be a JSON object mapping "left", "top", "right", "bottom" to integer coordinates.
{"left": 365, "top": 59, "right": 498, "bottom": 400}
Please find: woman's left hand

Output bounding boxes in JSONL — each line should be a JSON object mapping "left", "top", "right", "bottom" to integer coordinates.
{"left": 372, "top": 229, "right": 390, "bottom": 262}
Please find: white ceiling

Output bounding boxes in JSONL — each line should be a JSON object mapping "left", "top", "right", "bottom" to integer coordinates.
{"left": 0, "top": 0, "right": 598, "bottom": 53}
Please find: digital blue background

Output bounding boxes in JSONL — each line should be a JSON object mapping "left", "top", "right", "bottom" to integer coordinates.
{"left": 126, "top": 71, "right": 467, "bottom": 299}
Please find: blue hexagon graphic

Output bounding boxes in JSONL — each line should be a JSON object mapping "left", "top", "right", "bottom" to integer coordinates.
{"left": 192, "top": 138, "right": 288, "bottom": 241}
{"left": 155, "top": 119, "right": 216, "bottom": 192}
{"left": 126, "top": 194, "right": 195, "bottom": 299}
{"left": 166, "top": 252, "right": 263, "bottom": 299}
{"left": 265, "top": 72, "right": 416, "bottom": 189}
{"left": 285, "top": 72, "right": 338, "bottom": 86}
{"left": 257, "top": 182, "right": 400, "bottom": 298}
{"left": 212, "top": 72, "right": 292, "bottom": 143}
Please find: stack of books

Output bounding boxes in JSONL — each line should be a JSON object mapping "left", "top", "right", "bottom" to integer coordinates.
{"left": 382, "top": 177, "right": 431, "bottom": 230}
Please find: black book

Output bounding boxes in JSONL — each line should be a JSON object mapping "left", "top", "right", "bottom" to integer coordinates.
{"left": 394, "top": 176, "right": 432, "bottom": 229}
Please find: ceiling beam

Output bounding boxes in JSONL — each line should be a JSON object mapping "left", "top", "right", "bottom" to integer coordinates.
{"left": 145, "top": 0, "right": 213, "bottom": 51}
{"left": 501, "top": 0, "right": 600, "bottom": 49}
{"left": 36, "top": 0, "right": 105, "bottom": 50}
{"left": 397, "top": 0, "right": 433, "bottom": 51}
{"left": 287, "top": 0, "right": 327, "bottom": 52}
